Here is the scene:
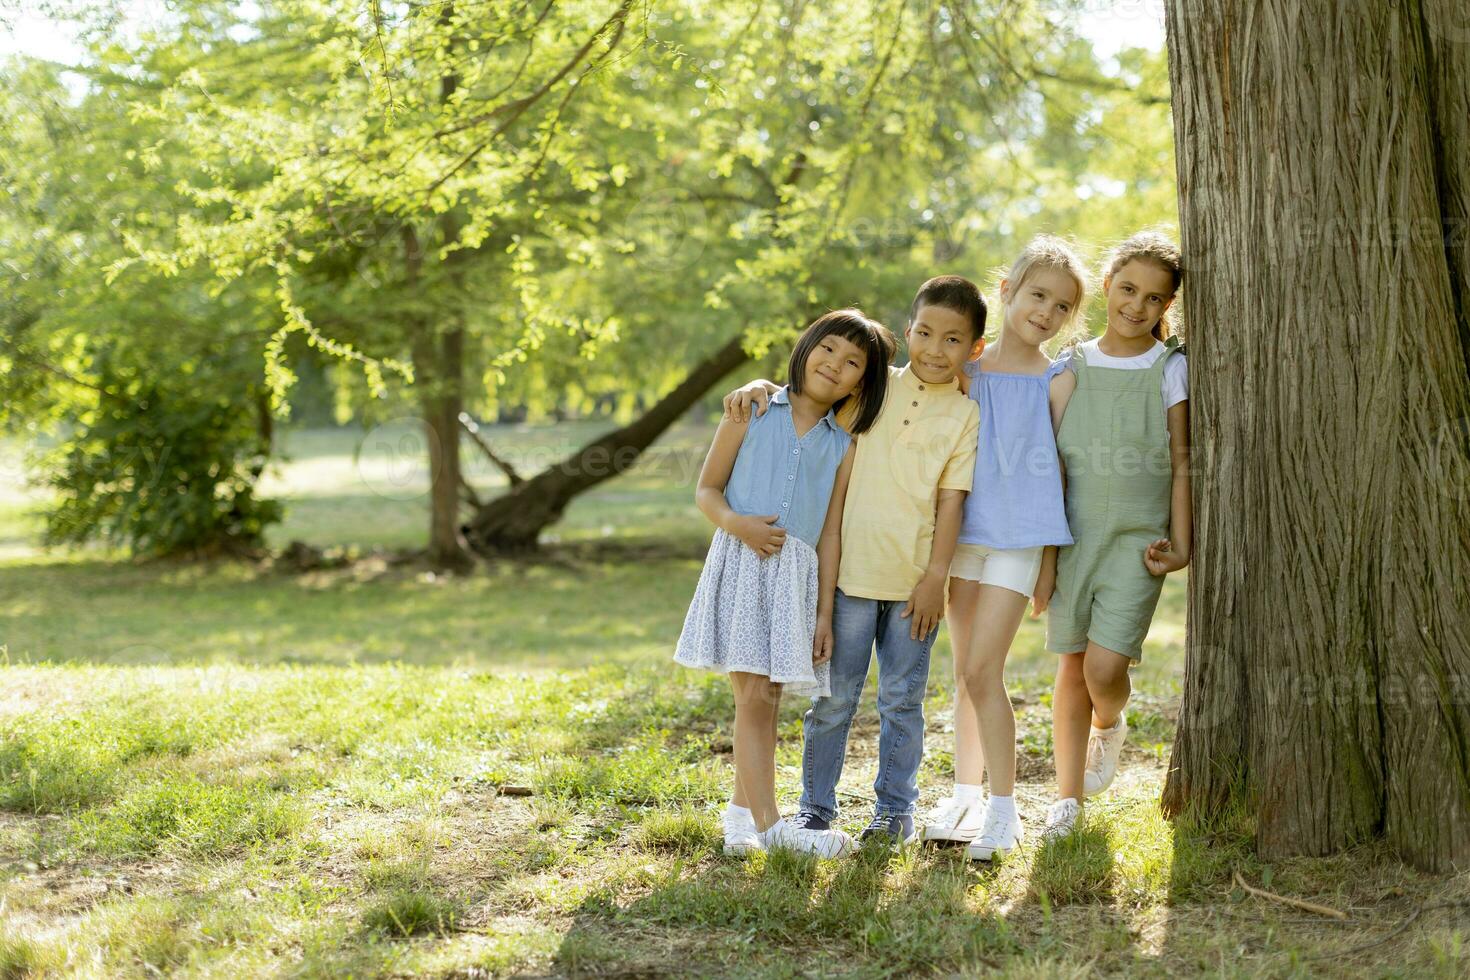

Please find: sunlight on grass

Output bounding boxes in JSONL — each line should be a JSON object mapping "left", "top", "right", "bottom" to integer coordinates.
{"left": 1, "top": 427, "right": 1462, "bottom": 977}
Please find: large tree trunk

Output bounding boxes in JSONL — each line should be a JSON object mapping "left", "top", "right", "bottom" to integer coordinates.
{"left": 1161, "top": 1, "right": 1470, "bottom": 871}
{"left": 464, "top": 331, "right": 751, "bottom": 553}
{"left": 404, "top": 223, "right": 476, "bottom": 572}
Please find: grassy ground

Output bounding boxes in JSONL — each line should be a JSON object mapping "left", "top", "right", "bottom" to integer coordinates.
{"left": 1, "top": 424, "right": 1466, "bottom": 978}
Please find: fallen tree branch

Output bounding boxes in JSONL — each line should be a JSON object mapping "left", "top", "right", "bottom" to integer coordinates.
{"left": 1233, "top": 870, "right": 1348, "bottom": 920}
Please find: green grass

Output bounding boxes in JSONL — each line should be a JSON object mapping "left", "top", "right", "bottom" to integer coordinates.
{"left": 0, "top": 424, "right": 1465, "bottom": 978}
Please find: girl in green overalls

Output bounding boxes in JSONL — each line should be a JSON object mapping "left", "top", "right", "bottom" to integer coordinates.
{"left": 1038, "top": 232, "right": 1191, "bottom": 841}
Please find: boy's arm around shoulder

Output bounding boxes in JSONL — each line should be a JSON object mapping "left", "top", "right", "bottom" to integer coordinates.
{"left": 722, "top": 377, "right": 782, "bottom": 423}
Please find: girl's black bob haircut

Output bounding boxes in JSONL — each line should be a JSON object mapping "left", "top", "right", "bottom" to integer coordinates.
{"left": 787, "top": 308, "right": 896, "bottom": 436}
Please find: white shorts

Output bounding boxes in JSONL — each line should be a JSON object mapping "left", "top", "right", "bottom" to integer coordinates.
{"left": 949, "top": 543, "right": 1044, "bottom": 596}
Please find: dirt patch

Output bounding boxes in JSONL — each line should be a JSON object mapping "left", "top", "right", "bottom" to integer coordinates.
{"left": 1, "top": 812, "right": 187, "bottom": 935}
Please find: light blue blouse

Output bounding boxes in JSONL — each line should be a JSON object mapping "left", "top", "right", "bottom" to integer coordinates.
{"left": 724, "top": 387, "right": 852, "bottom": 549}
{"left": 957, "top": 360, "right": 1074, "bottom": 549}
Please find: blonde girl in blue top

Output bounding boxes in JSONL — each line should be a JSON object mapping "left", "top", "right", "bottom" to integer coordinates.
{"left": 919, "top": 236, "right": 1088, "bottom": 861}
{"left": 675, "top": 310, "right": 892, "bottom": 858}
{"left": 1040, "top": 232, "right": 1190, "bottom": 842}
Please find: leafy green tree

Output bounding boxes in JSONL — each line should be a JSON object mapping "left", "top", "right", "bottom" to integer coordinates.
{"left": 0, "top": 54, "right": 283, "bottom": 556}
{"left": 5, "top": 0, "right": 1176, "bottom": 559}
{"left": 462, "top": 2, "right": 1179, "bottom": 550}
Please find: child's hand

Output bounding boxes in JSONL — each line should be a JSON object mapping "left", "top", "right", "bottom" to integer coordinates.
{"left": 1143, "top": 538, "right": 1188, "bottom": 576}
{"left": 733, "top": 514, "right": 786, "bottom": 557}
{"left": 1030, "top": 569, "right": 1055, "bottom": 618}
{"left": 813, "top": 614, "right": 833, "bottom": 666}
{"left": 900, "top": 572, "right": 945, "bottom": 640}
{"left": 722, "top": 381, "right": 776, "bottom": 423}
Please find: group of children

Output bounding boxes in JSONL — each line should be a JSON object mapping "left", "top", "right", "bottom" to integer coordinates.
{"left": 673, "top": 231, "right": 1189, "bottom": 860}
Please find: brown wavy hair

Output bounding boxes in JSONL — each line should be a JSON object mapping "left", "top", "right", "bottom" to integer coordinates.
{"left": 1103, "top": 232, "right": 1183, "bottom": 341}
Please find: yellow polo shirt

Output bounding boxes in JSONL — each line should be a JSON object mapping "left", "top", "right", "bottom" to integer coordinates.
{"left": 838, "top": 364, "right": 979, "bottom": 601}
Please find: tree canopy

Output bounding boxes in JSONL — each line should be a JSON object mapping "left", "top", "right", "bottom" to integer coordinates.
{"left": 1, "top": 0, "right": 1177, "bottom": 556}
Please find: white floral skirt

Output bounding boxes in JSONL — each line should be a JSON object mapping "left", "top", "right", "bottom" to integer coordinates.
{"left": 674, "top": 528, "right": 829, "bottom": 698}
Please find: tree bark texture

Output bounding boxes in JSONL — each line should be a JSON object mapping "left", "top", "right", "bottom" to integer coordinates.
{"left": 1161, "top": 0, "right": 1470, "bottom": 871}
{"left": 463, "top": 331, "right": 751, "bottom": 553}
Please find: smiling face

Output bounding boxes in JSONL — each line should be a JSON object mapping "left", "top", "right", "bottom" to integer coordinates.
{"left": 1001, "top": 265, "right": 1080, "bottom": 347}
{"left": 802, "top": 331, "right": 869, "bottom": 403}
{"left": 904, "top": 304, "right": 979, "bottom": 384}
{"left": 1105, "top": 259, "right": 1177, "bottom": 342}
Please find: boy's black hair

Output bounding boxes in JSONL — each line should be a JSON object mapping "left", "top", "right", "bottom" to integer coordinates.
{"left": 910, "top": 275, "right": 987, "bottom": 341}
{"left": 788, "top": 309, "right": 895, "bottom": 436}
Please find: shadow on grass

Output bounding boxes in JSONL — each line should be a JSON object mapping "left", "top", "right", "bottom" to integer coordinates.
{"left": 1153, "top": 797, "right": 1259, "bottom": 971}
{"left": 0, "top": 547, "right": 704, "bottom": 669}
{"left": 552, "top": 840, "right": 1020, "bottom": 976}
{"left": 1025, "top": 815, "right": 1118, "bottom": 908}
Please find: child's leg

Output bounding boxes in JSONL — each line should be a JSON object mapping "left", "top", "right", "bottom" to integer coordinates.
{"left": 800, "top": 589, "right": 876, "bottom": 823}
{"left": 959, "top": 585, "right": 1030, "bottom": 797}
{"left": 1082, "top": 642, "right": 1132, "bottom": 728}
{"left": 1052, "top": 651, "right": 1090, "bottom": 801}
{"left": 946, "top": 577, "right": 986, "bottom": 787}
{"left": 871, "top": 600, "right": 937, "bottom": 819}
{"left": 731, "top": 671, "right": 783, "bottom": 831}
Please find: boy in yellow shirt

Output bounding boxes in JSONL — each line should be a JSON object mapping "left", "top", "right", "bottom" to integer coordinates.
{"left": 723, "top": 276, "right": 984, "bottom": 851}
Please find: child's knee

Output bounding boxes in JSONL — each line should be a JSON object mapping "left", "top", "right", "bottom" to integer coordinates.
{"left": 962, "top": 657, "right": 1005, "bottom": 697}
{"left": 877, "top": 677, "right": 925, "bottom": 718}
{"left": 1055, "top": 652, "right": 1086, "bottom": 686}
{"left": 810, "top": 688, "right": 858, "bottom": 727}
{"left": 1082, "top": 648, "right": 1130, "bottom": 692}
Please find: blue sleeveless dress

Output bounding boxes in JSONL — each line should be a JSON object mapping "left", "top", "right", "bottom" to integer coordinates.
{"left": 674, "top": 387, "right": 851, "bottom": 697}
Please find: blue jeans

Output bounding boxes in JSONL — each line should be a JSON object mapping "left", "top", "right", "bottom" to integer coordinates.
{"left": 799, "top": 588, "right": 936, "bottom": 822}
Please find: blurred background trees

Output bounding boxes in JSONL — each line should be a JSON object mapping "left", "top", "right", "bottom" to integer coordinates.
{"left": 0, "top": 0, "right": 1175, "bottom": 562}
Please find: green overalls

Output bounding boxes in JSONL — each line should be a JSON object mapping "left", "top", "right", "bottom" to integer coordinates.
{"left": 1046, "top": 337, "right": 1181, "bottom": 660}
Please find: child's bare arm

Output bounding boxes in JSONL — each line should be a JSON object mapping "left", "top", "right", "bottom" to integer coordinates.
{"left": 903, "top": 489, "right": 966, "bottom": 641}
{"left": 813, "top": 443, "right": 857, "bottom": 665}
{"left": 1049, "top": 369, "right": 1076, "bottom": 435}
{"left": 695, "top": 417, "right": 786, "bottom": 557}
{"left": 721, "top": 379, "right": 782, "bottom": 423}
{"left": 1035, "top": 369, "right": 1075, "bottom": 615}
{"left": 1145, "top": 400, "right": 1192, "bottom": 575}
{"left": 1032, "top": 547, "right": 1058, "bottom": 618}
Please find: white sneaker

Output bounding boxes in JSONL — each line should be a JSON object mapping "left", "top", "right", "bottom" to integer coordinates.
{"left": 722, "top": 807, "right": 764, "bottom": 857}
{"left": 1039, "top": 798, "right": 1082, "bottom": 843}
{"left": 1082, "top": 714, "right": 1128, "bottom": 796}
{"left": 920, "top": 795, "right": 985, "bottom": 843}
{"left": 762, "top": 814, "right": 854, "bottom": 859}
{"left": 965, "top": 805, "right": 1023, "bottom": 861}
